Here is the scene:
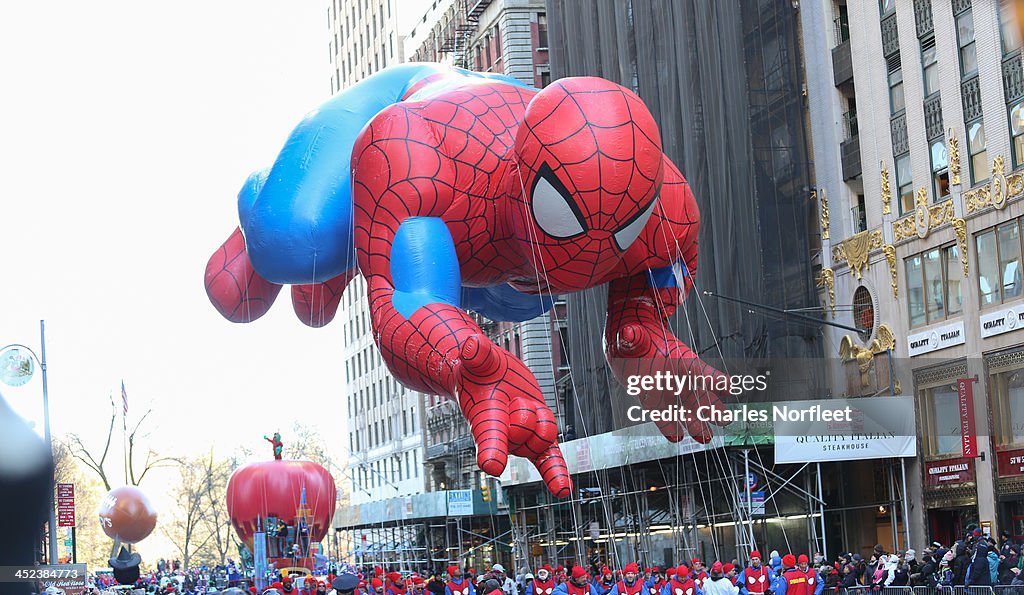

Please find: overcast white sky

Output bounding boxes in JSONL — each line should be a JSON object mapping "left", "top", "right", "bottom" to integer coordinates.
{"left": 0, "top": 0, "right": 435, "bottom": 559}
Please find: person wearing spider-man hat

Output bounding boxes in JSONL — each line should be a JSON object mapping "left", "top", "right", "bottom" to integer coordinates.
{"left": 643, "top": 567, "right": 665, "bottom": 595}
{"left": 689, "top": 561, "right": 708, "bottom": 591}
{"left": 661, "top": 566, "right": 701, "bottom": 595}
{"left": 592, "top": 566, "right": 615, "bottom": 595}
{"left": 447, "top": 566, "right": 475, "bottom": 595}
{"left": 553, "top": 567, "right": 592, "bottom": 595}
{"left": 792, "top": 556, "right": 822, "bottom": 595}
{"left": 609, "top": 563, "right": 643, "bottom": 595}
{"left": 737, "top": 551, "right": 776, "bottom": 595}
{"left": 774, "top": 555, "right": 810, "bottom": 595}
{"left": 386, "top": 573, "right": 407, "bottom": 595}
{"left": 530, "top": 565, "right": 556, "bottom": 595}
{"left": 700, "top": 563, "right": 737, "bottom": 595}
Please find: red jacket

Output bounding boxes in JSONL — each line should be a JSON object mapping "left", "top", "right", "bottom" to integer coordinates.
{"left": 616, "top": 580, "right": 643, "bottom": 595}
{"left": 781, "top": 570, "right": 809, "bottom": 595}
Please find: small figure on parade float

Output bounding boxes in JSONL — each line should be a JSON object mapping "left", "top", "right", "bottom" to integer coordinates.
{"left": 265, "top": 431, "right": 284, "bottom": 460}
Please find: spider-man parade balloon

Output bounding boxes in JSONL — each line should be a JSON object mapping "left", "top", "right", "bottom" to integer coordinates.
{"left": 205, "top": 64, "right": 730, "bottom": 497}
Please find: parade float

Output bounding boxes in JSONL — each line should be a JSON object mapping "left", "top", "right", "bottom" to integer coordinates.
{"left": 226, "top": 437, "right": 337, "bottom": 585}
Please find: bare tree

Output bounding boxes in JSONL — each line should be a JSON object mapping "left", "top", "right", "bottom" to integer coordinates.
{"left": 287, "top": 421, "right": 337, "bottom": 469}
{"left": 162, "top": 457, "right": 218, "bottom": 569}
{"left": 52, "top": 438, "right": 113, "bottom": 567}
{"left": 126, "top": 409, "right": 177, "bottom": 485}
{"left": 69, "top": 402, "right": 176, "bottom": 491}
{"left": 199, "top": 454, "right": 237, "bottom": 566}
{"left": 68, "top": 403, "right": 116, "bottom": 491}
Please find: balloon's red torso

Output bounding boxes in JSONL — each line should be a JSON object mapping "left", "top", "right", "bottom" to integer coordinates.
{"left": 353, "top": 79, "right": 700, "bottom": 296}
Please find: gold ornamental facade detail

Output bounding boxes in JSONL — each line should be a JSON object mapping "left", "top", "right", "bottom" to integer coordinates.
{"left": 840, "top": 324, "right": 897, "bottom": 388}
{"left": 965, "top": 155, "right": 1022, "bottom": 214}
{"left": 883, "top": 244, "right": 898, "bottom": 298}
{"left": 817, "top": 268, "right": 836, "bottom": 318}
{"left": 819, "top": 188, "right": 830, "bottom": 240}
{"left": 948, "top": 128, "right": 961, "bottom": 186}
{"left": 952, "top": 218, "right": 969, "bottom": 277}
{"left": 892, "top": 197, "right": 955, "bottom": 241}
{"left": 880, "top": 160, "right": 892, "bottom": 215}
{"left": 832, "top": 229, "right": 883, "bottom": 279}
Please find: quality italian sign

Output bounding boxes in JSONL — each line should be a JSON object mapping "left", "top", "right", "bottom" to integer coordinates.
{"left": 907, "top": 320, "right": 965, "bottom": 357}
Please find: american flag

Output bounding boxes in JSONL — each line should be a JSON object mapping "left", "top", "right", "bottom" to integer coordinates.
{"left": 121, "top": 381, "right": 128, "bottom": 416}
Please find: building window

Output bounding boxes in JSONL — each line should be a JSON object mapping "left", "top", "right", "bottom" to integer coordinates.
{"left": 896, "top": 153, "right": 913, "bottom": 214}
{"left": 538, "top": 12, "right": 548, "bottom": 48}
{"left": 540, "top": 70, "right": 551, "bottom": 87}
{"left": 853, "top": 286, "right": 874, "bottom": 342}
{"left": 852, "top": 193, "right": 867, "bottom": 233}
{"left": 968, "top": 120, "right": 988, "bottom": 184}
{"left": 920, "top": 382, "right": 964, "bottom": 456}
{"left": 931, "top": 139, "right": 950, "bottom": 198}
{"left": 991, "top": 361, "right": 1024, "bottom": 448}
{"left": 921, "top": 41, "right": 939, "bottom": 97}
{"left": 906, "top": 244, "right": 963, "bottom": 327}
{"left": 977, "top": 221, "right": 1023, "bottom": 307}
{"left": 957, "top": 10, "right": 978, "bottom": 77}
{"left": 1012, "top": 100, "right": 1024, "bottom": 168}
{"left": 889, "top": 68, "right": 905, "bottom": 113}
{"left": 880, "top": 0, "right": 895, "bottom": 17}
{"left": 1002, "top": 1, "right": 1022, "bottom": 56}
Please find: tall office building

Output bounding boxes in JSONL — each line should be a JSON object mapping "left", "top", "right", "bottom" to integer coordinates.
{"left": 805, "top": 0, "right": 1024, "bottom": 548}
{"left": 327, "top": 0, "right": 433, "bottom": 567}
{"left": 327, "top": 0, "right": 419, "bottom": 94}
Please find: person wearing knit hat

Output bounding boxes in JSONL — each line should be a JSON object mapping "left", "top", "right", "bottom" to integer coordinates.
{"left": 643, "top": 566, "right": 665, "bottom": 595}
{"left": 592, "top": 566, "right": 615, "bottom": 595}
{"left": 409, "top": 576, "right": 427, "bottom": 595}
{"left": 736, "top": 550, "right": 775, "bottom": 595}
{"left": 386, "top": 573, "right": 407, "bottom": 595}
{"left": 552, "top": 567, "right": 591, "bottom": 595}
{"left": 531, "top": 565, "right": 556, "bottom": 595}
{"left": 661, "top": 566, "right": 697, "bottom": 595}
{"left": 370, "top": 578, "right": 386, "bottom": 595}
{"left": 447, "top": 566, "right": 476, "bottom": 595}
{"left": 774, "top": 555, "right": 813, "bottom": 595}
{"left": 721, "top": 565, "right": 736, "bottom": 586}
{"left": 608, "top": 563, "right": 642, "bottom": 595}
{"left": 795, "top": 556, "right": 822, "bottom": 595}
{"left": 700, "top": 562, "right": 737, "bottom": 595}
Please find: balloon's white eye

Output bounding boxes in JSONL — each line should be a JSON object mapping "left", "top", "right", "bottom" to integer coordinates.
{"left": 614, "top": 194, "right": 658, "bottom": 251}
{"left": 531, "top": 163, "right": 586, "bottom": 239}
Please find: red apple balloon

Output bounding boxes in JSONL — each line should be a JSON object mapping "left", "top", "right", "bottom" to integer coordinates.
{"left": 226, "top": 459, "right": 336, "bottom": 549}
{"left": 97, "top": 486, "right": 158, "bottom": 544}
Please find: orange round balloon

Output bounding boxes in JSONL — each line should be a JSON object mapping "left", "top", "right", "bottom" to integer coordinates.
{"left": 97, "top": 486, "right": 157, "bottom": 544}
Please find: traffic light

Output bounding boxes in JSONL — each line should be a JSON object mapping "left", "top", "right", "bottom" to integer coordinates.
{"left": 481, "top": 483, "right": 492, "bottom": 502}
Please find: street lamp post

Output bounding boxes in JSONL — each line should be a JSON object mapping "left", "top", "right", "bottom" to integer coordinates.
{"left": 1, "top": 320, "right": 57, "bottom": 564}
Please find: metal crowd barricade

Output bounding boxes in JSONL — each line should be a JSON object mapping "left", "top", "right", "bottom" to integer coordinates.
{"left": 992, "top": 585, "right": 1024, "bottom": 595}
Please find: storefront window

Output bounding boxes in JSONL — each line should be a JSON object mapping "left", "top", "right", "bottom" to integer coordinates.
{"left": 1000, "top": 222, "right": 1023, "bottom": 300}
{"left": 922, "top": 384, "right": 964, "bottom": 456}
{"left": 906, "top": 244, "right": 962, "bottom": 327}
{"left": 979, "top": 228, "right": 1002, "bottom": 305}
{"left": 907, "top": 255, "right": 925, "bottom": 327}
{"left": 992, "top": 367, "right": 1024, "bottom": 448}
{"left": 924, "top": 248, "right": 945, "bottom": 322}
{"left": 945, "top": 244, "right": 964, "bottom": 316}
